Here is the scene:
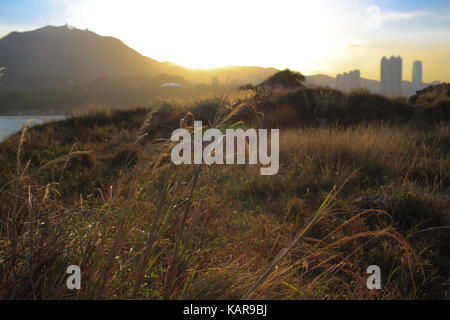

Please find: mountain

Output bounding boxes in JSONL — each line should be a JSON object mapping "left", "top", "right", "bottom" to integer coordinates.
{"left": 305, "top": 74, "right": 336, "bottom": 88}
{"left": 0, "top": 25, "right": 167, "bottom": 91}
{"left": 160, "top": 61, "right": 278, "bottom": 86}
{"left": 0, "top": 25, "right": 277, "bottom": 92}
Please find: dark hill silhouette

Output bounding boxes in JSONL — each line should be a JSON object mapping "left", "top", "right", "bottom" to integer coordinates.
{"left": 258, "top": 69, "right": 305, "bottom": 90}
{"left": 160, "top": 61, "right": 278, "bottom": 86}
{"left": 0, "top": 25, "right": 277, "bottom": 92}
{"left": 0, "top": 25, "right": 166, "bottom": 91}
{"left": 409, "top": 83, "right": 449, "bottom": 107}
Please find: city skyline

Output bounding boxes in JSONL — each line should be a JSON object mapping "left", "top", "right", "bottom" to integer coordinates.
{"left": 0, "top": 0, "right": 449, "bottom": 83}
{"left": 332, "top": 56, "right": 436, "bottom": 97}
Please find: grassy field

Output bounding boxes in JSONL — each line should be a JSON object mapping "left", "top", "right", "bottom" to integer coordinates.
{"left": 0, "top": 83, "right": 449, "bottom": 299}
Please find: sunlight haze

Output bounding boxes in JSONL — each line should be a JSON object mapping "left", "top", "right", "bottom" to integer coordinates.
{"left": 0, "top": 0, "right": 449, "bottom": 82}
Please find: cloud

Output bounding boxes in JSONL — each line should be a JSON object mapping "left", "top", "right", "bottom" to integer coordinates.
{"left": 380, "top": 10, "right": 433, "bottom": 23}
{"left": 365, "top": 6, "right": 446, "bottom": 31}
{"left": 375, "top": 9, "right": 450, "bottom": 32}
{"left": 346, "top": 41, "right": 367, "bottom": 49}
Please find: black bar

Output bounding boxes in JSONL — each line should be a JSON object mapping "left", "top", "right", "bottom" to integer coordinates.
{"left": 1, "top": 300, "right": 447, "bottom": 319}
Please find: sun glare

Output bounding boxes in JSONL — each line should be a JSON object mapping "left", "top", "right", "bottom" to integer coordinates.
{"left": 66, "top": 0, "right": 343, "bottom": 73}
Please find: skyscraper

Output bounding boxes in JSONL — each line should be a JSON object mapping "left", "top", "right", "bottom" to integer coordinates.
{"left": 412, "top": 60, "right": 423, "bottom": 90}
{"left": 391, "top": 56, "right": 402, "bottom": 96}
{"left": 350, "top": 69, "right": 360, "bottom": 91}
{"left": 380, "top": 57, "right": 391, "bottom": 97}
{"left": 380, "top": 56, "right": 402, "bottom": 97}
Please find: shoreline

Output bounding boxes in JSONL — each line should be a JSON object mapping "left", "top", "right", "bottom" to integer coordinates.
{"left": 0, "top": 114, "right": 69, "bottom": 142}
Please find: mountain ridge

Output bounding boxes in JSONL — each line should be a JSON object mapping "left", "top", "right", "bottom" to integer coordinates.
{"left": 0, "top": 25, "right": 278, "bottom": 92}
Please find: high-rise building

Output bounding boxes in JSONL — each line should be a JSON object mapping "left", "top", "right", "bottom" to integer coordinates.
{"left": 350, "top": 69, "right": 360, "bottom": 91}
{"left": 412, "top": 60, "right": 423, "bottom": 91}
{"left": 336, "top": 74, "right": 343, "bottom": 91}
{"left": 412, "top": 61, "right": 422, "bottom": 84}
{"left": 391, "top": 56, "right": 402, "bottom": 96}
{"left": 380, "top": 57, "right": 391, "bottom": 96}
{"left": 336, "top": 69, "right": 360, "bottom": 92}
{"left": 380, "top": 56, "right": 402, "bottom": 97}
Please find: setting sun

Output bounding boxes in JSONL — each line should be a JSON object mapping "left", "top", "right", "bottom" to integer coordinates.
{"left": 1, "top": 0, "right": 449, "bottom": 82}
{"left": 61, "top": 0, "right": 358, "bottom": 74}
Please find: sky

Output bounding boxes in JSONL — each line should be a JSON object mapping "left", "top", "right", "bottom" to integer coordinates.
{"left": 0, "top": 0, "right": 449, "bottom": 82}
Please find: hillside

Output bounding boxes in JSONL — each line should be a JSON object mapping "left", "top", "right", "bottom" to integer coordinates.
{"left": 0, "top": 25, "right": 165, "bottom": 91}
{"left": 0, "top": 81, "right": 448, "bottom": 299}
{"left": 0, "top": 25, "right": 277, "bottom": 92}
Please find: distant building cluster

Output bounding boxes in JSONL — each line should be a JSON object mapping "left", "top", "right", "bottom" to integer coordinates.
{"left": 336, "top": 69, "right": 360, "bottom": 92}
{"left": 323, "top": 57, "right": 440, "bottom": 98}
{"left": 380, "top": 56, "right": 403, "bottom": 97}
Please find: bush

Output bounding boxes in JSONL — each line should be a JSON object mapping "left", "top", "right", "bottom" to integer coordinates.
{"left": 311, "top": 87, "right": 348, "bottom": 121}
{"left": 190, "top": 99, "right": 221, "bottom": 123}
{"left": 419, "top": 99, "right": 450, "bottom": 124}
{"left": 410, "top": 83, "right": 450, "bottom": 107}
{"left": 109, "top": 145, "right": 140, "bottom": 168}
{"left": 392, "top": 193, "right": 444, "bottom": 233}
{"left": 347, "top": 92, "right": 413, "bottom": 123}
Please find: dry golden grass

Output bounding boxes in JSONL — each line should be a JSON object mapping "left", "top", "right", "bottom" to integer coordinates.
{"left": 0, "top": 98, "right": 449, "bottom": 300}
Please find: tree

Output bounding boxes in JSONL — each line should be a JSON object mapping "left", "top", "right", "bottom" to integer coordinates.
{"left": 256, "top": 69, "right": 305, "bottom": 92}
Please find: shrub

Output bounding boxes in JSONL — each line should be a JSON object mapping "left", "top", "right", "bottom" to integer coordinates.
{"left": 190, "top": 99, "right": 221, "bottom": 123}
{"left": 347, "top": 92, "right": 413, "bottom": 123}
{"left": 410, "top": 83, "right": 450, "bottom": 107}
{"left": 419, "top": 98, "right": 450, "bottom": 124}
{"left": 109, "top": 145, "right": 140, "bottom": 168}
